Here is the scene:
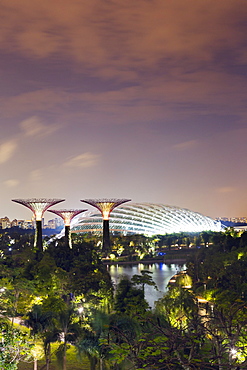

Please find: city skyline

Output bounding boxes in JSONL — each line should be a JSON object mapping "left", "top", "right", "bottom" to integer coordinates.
{"left": 0, "top": 1, "right": 247, "bottom": 220}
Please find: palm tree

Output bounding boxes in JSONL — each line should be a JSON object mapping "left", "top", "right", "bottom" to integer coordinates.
{"left": 25, "top": 304, "right": 57, "bottom": 370}
{"left": 77, "top": 335, "right": 101, "bottom": 370}
{"left": 76, "top": 310, "right": 110, "bottom": 370}
{"left": 77, "top": 310, "right": 140, "bottom": 370}
{"left": 107, "top": 313, "right": 142, "bottom": 370}
{"left": 43, "top": 330, "right": 60, "bottom": 370}
{"left": 54, "top": 304, "right": 82, "bottom": 370}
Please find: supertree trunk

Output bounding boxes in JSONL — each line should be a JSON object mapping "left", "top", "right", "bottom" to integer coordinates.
{"left": 64, "top": 225, "right": 71, "bottom": 249}
{"left": 35, "top": 220, "right": 43, "bottom": 252}
{"left": 103, "top": 219, "right": 110, "bottom": 256}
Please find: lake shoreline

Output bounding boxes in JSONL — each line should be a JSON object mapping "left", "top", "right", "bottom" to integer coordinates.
{"left": 108, "top": 261, "right": 185, "bottom": 307}
{"left": 103, "top": 258, "right": 187, "bottom": 265}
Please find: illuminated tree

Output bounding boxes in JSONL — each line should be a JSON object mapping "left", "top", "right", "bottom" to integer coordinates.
{"left": 12, "top": 199, "right": 64, "bottom": 253}
{"left": 0, "top": 321, "right": 33, "bottom": 370}
{"left": 48, "top": 209, "right": 87, "bottom": 248}
{"left": 81, "top": 199, "right": 131, "bottom": 256}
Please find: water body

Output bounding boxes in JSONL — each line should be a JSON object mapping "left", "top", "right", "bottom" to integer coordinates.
{"left": 107, "top": 262, "right": 186, "bottom": 308}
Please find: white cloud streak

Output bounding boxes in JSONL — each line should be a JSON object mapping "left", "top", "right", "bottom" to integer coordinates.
{"left": 3, "top": 179, "right": 19, "bottom": 187}
{"left": 173, "top": 140, "right": 198, "bottom": 151}
{"left": 63, "top": 152, "right": 100, "bottom": 168}
{"left": 216, "top": 187, "right": 236, "bottom": 194}
{"left": 0, "top": 140, "right": 17, "bottom": 163}
{"left": 19, "top": 116, "right": 59, "bottom": 137}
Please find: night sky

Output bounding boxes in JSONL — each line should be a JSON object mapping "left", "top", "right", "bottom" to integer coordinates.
{"left": 0, "top": 0, "right": 247, "bottom": 221}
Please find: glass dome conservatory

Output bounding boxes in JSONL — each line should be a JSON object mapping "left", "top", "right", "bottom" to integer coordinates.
{"left": 72, "top": 202, "right": 222, "bottom": 236}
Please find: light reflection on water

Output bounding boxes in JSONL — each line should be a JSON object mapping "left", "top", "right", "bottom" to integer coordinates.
{"left": 107, "top": 263, "right": 186, "bottom": 308}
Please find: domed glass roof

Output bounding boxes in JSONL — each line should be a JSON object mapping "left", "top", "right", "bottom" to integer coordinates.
{"left": 72, "top": 202, "right": 222, "bottom": 235}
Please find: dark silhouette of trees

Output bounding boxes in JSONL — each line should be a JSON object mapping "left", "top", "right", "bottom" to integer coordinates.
{"left": 114, "top": 277, "right": 150, "bottom": 317}
{"left": 130, "top": 270, "right": 158, "bottom": 294}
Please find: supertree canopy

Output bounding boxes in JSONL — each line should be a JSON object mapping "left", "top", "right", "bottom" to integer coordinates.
{"left": 48, "top": 209, "right": 87, "bottom": 226}
{"left": 82, "top": 199, "right": 131, "bottom": 220}
{"left": 48, "top": 209, "right": 87, "bottom": 248}
{"left": 81, "top": 198, "right": 131, "bottom": 255}
{"left": 12, "top": 198, "right": 65, "bottom": 220}
{"left": 12, "top": 198, "right": 65, "bottom": 252}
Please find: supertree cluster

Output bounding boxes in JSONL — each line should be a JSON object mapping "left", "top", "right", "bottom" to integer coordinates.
{"left": 12, "top": 198, "right": 130, "bottom": 255}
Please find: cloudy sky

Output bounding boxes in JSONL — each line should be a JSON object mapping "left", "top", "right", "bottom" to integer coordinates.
{"left": 0, "top": 0, "right": 247, "bottom": 221}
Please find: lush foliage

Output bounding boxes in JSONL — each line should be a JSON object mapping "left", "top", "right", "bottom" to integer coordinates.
{"left": 0, "top": 233, "right": 113, "bottom": 369}
{"left": 0, "top": 322, "right": 33, "bottom": 370}
{"left": 0, "top": 229, "right": 247, "bottom": 369}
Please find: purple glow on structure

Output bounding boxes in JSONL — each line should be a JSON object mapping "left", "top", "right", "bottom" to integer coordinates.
{"left": 12, "top": 198, "right": 65, "bottom": 220}
{"left": 81, "top": 199, "right": 131, "bottom": 220}
{"left": 48, "top": 209, "right": 87, "bottom": 226}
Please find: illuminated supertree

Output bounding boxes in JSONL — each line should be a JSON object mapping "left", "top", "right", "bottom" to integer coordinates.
{"left": 12, "top": 198, "right": 65, "bottom": 252}
{"left": 81, "top": 198, "right": 131, "bottom": 255}
{"left": 48, "top": 209, "right": 87, "bottom": 248}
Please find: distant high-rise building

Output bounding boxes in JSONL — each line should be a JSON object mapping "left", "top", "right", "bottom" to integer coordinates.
{"left": 11, "top": 219, "right": 18, "bottom": 227}
{"left": 0, "top": 217, "right": 11, "bottom": 229}
{"left": 47, "top": 219, "right": 56, "bottom": 229}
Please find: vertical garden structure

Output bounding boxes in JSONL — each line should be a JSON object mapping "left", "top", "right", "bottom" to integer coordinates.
{"left": 12, "top": 198, "right": 65, "bottom": 252}
{"left": 81, "top": 199, "right": 131, "bottom": 255}
{"left": 48, "top": 209, "right": 87, "bottom": 248}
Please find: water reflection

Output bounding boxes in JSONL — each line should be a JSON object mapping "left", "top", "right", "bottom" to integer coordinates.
{"left": 107, "top": 263, "right": 186, "bottom": 308}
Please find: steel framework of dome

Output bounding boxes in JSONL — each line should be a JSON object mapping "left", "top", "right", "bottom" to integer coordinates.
{"left": 72, "top": 202, "right": 222, "bottom": 236}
